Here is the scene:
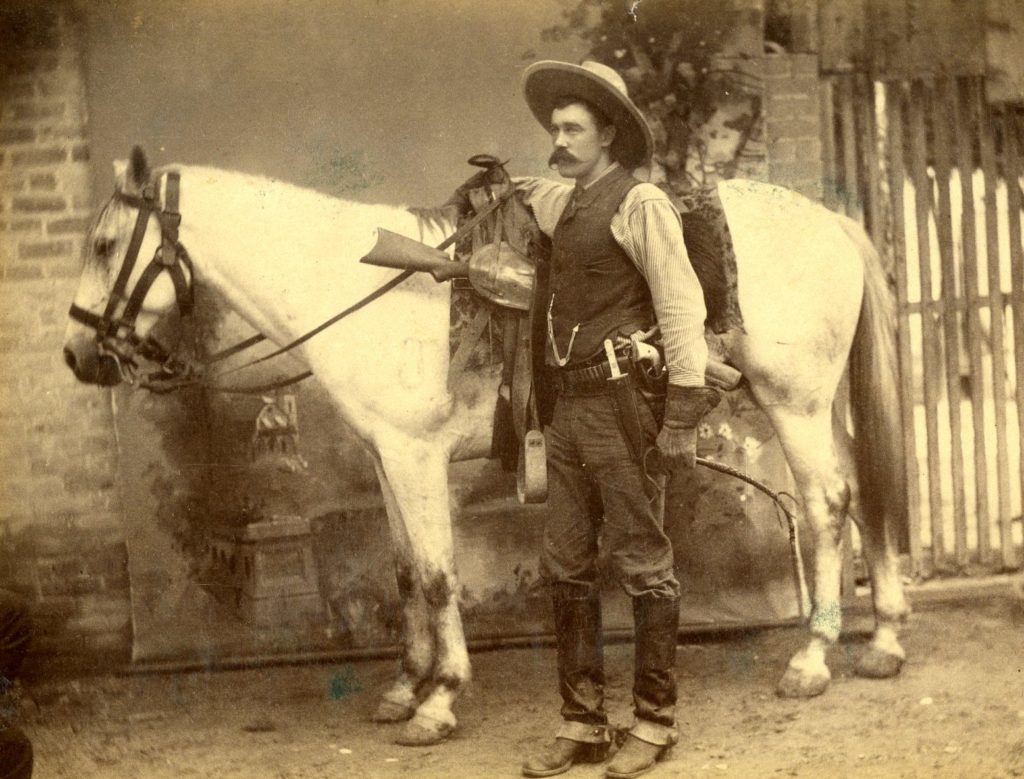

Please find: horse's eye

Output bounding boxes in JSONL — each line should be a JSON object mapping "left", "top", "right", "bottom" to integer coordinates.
{"left": 94, "top": 238, "right": 115, "bottom": 258}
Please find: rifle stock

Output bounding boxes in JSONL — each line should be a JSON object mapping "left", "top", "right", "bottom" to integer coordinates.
{"left": 360, "top": 228, "right": 467, "bottom": 282}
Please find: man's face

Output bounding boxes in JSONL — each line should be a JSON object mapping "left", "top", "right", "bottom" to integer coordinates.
{"left": 547, "top": 102, "right": 615, "bottom": 181}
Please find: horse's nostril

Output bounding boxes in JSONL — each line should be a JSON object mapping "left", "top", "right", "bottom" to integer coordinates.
{"left": 64, "top": 347, "right": 77, "bottom": 372}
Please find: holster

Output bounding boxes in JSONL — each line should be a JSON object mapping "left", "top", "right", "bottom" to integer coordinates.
{"left": 628, "top": 345, "right": 668, "bottom": 396}
{"left": 607, "top": 373, "right": 649, "bottom": 465}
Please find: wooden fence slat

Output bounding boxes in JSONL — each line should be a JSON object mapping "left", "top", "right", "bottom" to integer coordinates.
{"left": 955, "top": 76, "right": 992, "bottom": 564}
{"left": 885, "top": 81, "right": 923, "bottom": 572}
{"left": 826, "top": 72, "right": 1020, "bottom": 576}
{"left": 839, "top": 78, "right": 862, "bottom": 220}
{"left": 856, "top": 75, "right": 884, "bottom": 243}
{"left": 819, "top": 0, "right": 867, "bottom": 74}
{"left": 820, "top": 78, "right": 841, "bottom": 212}
{"left": 932, "top": 76, "right": 969, "bottom": 567}
{"left": 862, "top": 0, "right": 986, "bottom": 79}
{"left": 977, "top": 82, "right": 1015, "bottom": 567}
{"left": 1000, "top": 107, "right": 1023, "bottom": 569}
{"left": 908, "top": 79, "right": 946, "bottom": 569}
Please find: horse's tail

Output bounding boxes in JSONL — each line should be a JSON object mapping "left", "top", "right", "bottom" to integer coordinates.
{"left": 841, "top": 216, "right": 908, "bottom": 538}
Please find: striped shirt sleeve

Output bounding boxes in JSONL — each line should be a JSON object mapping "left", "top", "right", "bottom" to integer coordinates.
{"left": 511, "top": 176, "right": 573, "bottom": 238}
{"left": 612, "top": 184, "right": 709, "bottom": 387}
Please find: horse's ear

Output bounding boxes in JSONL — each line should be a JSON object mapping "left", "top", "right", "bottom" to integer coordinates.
{"left": 112, "top": 159, "right": 129, "bottom": 191}
{"left": 116, "top": 146, "right": 151, "bottom": 194}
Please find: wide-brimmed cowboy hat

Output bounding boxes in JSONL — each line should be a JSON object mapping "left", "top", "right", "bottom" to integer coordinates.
{"left": 522, "top": 60, "right": 653, "bottom": 170}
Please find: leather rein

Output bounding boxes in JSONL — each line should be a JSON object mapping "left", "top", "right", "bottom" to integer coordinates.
{"left": 70, "top": 171, "right": 512, "bottom": 395}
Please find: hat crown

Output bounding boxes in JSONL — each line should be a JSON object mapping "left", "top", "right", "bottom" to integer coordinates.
{"left": 578, "top": 60, "right": 630, "bottom": 100}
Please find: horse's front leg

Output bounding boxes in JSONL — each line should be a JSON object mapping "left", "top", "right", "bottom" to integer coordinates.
{"left": 369, "top": 460, "right": 435, "bottom": 725}
{"left": 768, "top": 409, "right": 851, "bottom": 698}
{"left": 378, "top": 439, "right": 469, "bottom": 746}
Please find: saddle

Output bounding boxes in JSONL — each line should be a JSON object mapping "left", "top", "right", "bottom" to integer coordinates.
{"left": 447, "top": 156, "right": 553, "bottom": 503}
{"left": 675, "top": 188, "right": 745, "bottom": 335}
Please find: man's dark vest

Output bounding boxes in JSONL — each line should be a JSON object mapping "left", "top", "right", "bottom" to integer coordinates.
{"left": 547, "top": 165, "right": 655, "bottom": 366}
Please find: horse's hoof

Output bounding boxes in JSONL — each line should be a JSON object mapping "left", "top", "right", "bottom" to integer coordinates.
{"left": 394, "top": 715, "right": 455, "bottom": 746}
{"left": 776, "top": 666, "right": 830, "bottom": 698}
{"left": 371, "top": 699, "right": 416, "bottom": 723}
{"left": 855, "top": 647, "right": 904, "bottom": 679}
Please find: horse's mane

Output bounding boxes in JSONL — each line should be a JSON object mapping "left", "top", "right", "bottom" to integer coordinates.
{"left": 154, "top": 164, "right": 403, "bottom": 213}
{"left": 152, "top": 164, "right": 458, "bottom": 243}
{"left": 408, "top": 206, "right": 458, "bottom": 240}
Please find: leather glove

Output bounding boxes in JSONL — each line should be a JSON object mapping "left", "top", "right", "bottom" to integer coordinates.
{"left": 655, "top": 385, "right": 721, "bottom": 469}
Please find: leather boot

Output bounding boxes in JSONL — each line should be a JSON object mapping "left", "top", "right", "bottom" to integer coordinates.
{"left": 522, "top": 585, "right": 609, "bottom": 777}
{"left": 553, "top": 584, "right": 605, "bottom": 724}
{"left": 605, "top": 734, "right": 671, "bottom": 779}
{"left": 605, "top": 595, "right": 680, "bottom": 778}
{"left": 632, "top": 594, "right": 679, "bottom": 731}
{"left": 522, "top": 737, "right": 609, "bottom": 777}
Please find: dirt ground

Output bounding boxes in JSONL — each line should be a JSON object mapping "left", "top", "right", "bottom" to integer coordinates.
{"left": 14, "top": 584, "right": 1024, "bottom": 779}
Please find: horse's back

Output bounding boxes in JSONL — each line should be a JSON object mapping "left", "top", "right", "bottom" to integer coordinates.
{"left": 717, "top": 179, "right": 866, "bottom": 401}
{"left": 718, "top": 179, "right": 864, "bottom": 345}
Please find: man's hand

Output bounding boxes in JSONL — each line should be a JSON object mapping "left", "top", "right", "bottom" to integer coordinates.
{"left": 656, "top": 423, "right": 699, "bottom": 469}
{"left": 656, "top": 385, "right": 721, "bottom": 470}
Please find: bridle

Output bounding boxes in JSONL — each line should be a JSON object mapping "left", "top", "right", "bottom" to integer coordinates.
{"left": 68, "top": 161, "right": 515, "bottom": 394}
{"left": 68, "top": 172, "right": 193, "bottom": 381}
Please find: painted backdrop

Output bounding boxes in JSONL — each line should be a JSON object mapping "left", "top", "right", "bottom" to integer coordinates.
{"left": 81, "top": 0, "right": 806, "bottom": 662}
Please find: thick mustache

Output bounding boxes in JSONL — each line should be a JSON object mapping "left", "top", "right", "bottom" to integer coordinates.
{"left": 548, "top": 149, "right": 578, "bottom": 167}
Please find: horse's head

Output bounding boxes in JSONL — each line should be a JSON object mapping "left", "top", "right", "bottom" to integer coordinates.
{"left": 64, "top": 146, "right": 193, "bottom": 386}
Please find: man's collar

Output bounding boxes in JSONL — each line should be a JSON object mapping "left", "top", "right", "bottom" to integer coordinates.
{"left": 574, "top": 162, "right": 620, "bottom": 194}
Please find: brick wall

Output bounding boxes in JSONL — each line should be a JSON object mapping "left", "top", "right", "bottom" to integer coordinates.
{"left": 703, "top": 52, "right": 824, "bottom": 200}
{"left": 762, "top": 52, "right": 824, "bottom": 201}
{"left": 0, "top": 3, "right": 130, "bottom": 662}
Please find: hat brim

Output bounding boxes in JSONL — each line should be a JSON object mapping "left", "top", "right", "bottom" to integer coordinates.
{"left": 522, "top": 61, "right": 653, "bottom": 170}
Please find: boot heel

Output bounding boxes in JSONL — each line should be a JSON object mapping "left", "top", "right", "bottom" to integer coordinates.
{"left": 578, "top": 740, "right": 611, "bottom": 764}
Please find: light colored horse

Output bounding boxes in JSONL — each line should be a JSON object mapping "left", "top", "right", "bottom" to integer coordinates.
{"left": 64, "top": 147, "right": 910, "bottom": 745}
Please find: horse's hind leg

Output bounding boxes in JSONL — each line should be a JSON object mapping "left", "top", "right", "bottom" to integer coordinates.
{"left": 370, "top": 460, "right": 434, "bottom": 724}
{"left": 854, "top": 519, "right": 909, "bottom": 677}
{"left": 766, "top": 406, "right": 852, "bottom": 698}
{"left": 833, "top": 420, "right": 910, "bottom": 678}
{"left": 377, "top": 439, "right": 470, "bottom": 746}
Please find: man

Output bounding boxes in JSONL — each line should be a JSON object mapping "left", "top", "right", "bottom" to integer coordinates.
{"left": 515, "top": 61, "right": 719, "bottom": 779}
{"left": 0, "top": 590, "right": 32, "bottom": 779}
